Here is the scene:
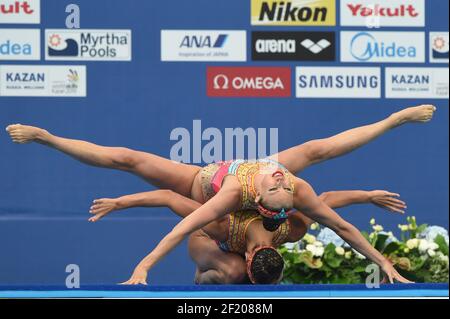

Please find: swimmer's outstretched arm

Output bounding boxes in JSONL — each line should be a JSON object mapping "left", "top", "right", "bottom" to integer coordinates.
{"left": 88, "top": 190, "right": 201, "bottom": 222}
{"left": 121, "top": 184, "right": 241, "bottom": 285}
{"left": 293, "top": 178, "right": 412, "bottom": 284}
{"left": 319, "top": 190, "right": 406, "bottom": 214}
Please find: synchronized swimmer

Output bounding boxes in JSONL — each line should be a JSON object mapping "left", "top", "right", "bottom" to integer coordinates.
{"left": 6, "top": 104, "right": 436, "bottom": 284}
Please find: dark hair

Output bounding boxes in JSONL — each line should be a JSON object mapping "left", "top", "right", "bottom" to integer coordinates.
{"left": 249, "top": 248, "right": 284, "bottom": 284}
{"left": 262, "top": 216, "right": 284, "bottom": 231}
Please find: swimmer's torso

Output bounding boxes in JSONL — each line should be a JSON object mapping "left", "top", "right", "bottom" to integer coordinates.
{"left": 199, "top": 159, "right": 295, "bottom": 209}
{"left": 216, "top": 210, "right": 291, "bottom": 256}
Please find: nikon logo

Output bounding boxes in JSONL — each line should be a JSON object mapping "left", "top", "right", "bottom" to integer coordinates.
{"left": 251, "top": 0, "right": 336, "bottom": 26}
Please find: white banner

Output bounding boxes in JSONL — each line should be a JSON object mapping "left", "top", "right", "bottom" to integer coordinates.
{"left": 341, "top": 31, "right": 425, "bottom": 63}
{"left": 45, "top": 29, "right": 132, "bottom": 61}
{"left": 340, "top": 0, "right": 425, "bottom": 27}
{"left": 0, "top": 29, "right": 40, "bottom": 60}
{"left": 296, "top": 67, "right": 381, "bottom": 98}
{"left": 0, "top": 0, "right": 40, "bottom": 24}
{"left": 0, "top": 65, "right": 87, "bottom": 97}
{"left": 161, "top": 30, "right": 247, "bottom": 62}
{"left": 385, "top": 68, "right": 449, "bottom": 99}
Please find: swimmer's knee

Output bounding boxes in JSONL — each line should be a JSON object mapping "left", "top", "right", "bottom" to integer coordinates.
{"left": 220, "top": 260, "right": 247, "bottom": 284}
{"left": 111, "top": 147, "right": 141, "bottom": 170}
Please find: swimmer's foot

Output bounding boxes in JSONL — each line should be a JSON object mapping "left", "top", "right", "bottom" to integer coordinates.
{"left": 391, "top": 105, "right": 437, "bottom": 127}
{"left": 5, "top": 124, "right": 49, "bottom": 144}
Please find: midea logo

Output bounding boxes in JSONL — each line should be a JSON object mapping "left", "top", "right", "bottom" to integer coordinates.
{"left": 350, "top": 32, "right": 417, "bottom": 61}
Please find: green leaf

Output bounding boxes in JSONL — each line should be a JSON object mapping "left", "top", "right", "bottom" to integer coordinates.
{"left": 375, "top": 234, "right": 389, "bottom": 251}
{"left": 361, "top": 231, "right": 370, "bottom": 241}
{"left": 383, "top": 241, "right": 401, "bottom": 255}
{"left": 434, "top": 235, "right": 449, "bottom": 255}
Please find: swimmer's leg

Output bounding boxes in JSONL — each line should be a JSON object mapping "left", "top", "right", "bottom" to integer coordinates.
{"left": 273, "top": 104, "right": 437, "bottom": 174}
{"left": 5, "top": 124, "right": 200, "bottom": 196}
{"left": 188, "top": 231, "right": 247, "bottom": 284}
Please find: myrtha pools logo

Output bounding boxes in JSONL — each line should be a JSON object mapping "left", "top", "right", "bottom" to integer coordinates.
{"left": 430, "top": 33, "right": 449, "bottom": 63}
{"left": 45, "top": 29, "right": 132, "bottom": 61}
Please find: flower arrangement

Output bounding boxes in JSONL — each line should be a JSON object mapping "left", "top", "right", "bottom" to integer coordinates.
{"left": 279, "top": 217, "right": 449, "bottom": 284}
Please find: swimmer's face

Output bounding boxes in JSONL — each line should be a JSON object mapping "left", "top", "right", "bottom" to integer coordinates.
{"left": 256, "top": 169, "right": 294, "bottom": 211}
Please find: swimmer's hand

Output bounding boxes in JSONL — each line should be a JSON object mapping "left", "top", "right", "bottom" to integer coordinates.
{"left": 368, "top": 190, "right": 406, "bottom": 214}
{"left": 381, "top": 260, "right": 414, "bottom": 284}
{"left": 89, "top": 198, "right": 120, "bottom": 222}
{"left": 120, "top": 266, "right": 148, "bottom": 285}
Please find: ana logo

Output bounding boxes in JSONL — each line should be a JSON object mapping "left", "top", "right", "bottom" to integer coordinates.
{"left": 207, "top": 67, "right": 291, "bottom": 97}
{"left": 350, "top": 32, "right": 416, "bottom": 62}
{"left": 0, "top": 0, "right": 40, "bottom": 23}
{"left": 180, "top": 34, "right": 228, "bottom": 48}
{"left": 48, "top": 34, "right": 79, "bottom": 57}
{"left": 251, "top": 0, "right": 336, "bottom": 26}
{"left": 430, "top": 33, "right": 449, "bottom": 63}
{"left": 300, "top": 39, "right": 331, "bottom": 54}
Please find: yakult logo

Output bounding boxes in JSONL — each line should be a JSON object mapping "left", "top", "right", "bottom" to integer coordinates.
{"left": 0, "top": 0, "right": 40, "bottom": 24}
{"left": 207, "top": 67, "right": 291, "bottom": 97}
{"left": 340, "top": 0, "right": 425, "bottom": 27}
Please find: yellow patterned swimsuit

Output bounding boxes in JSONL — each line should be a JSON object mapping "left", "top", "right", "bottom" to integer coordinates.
{"left": 216, "top": 210, "right": 291, "bottom": 256}
{"left": 200, "top": 159, "right": 295, "bottom": 209}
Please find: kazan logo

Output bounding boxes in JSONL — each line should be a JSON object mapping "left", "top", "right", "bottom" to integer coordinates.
{"left": 48, "top": 34, "right": 79, "bottom": 57}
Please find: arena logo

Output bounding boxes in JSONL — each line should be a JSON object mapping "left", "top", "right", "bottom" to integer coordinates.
{"left": 170, "top": 120, "right": 279, "bottom": 164}
{"left": 161, "top": 30, "right": 246, "bottom": 62}
{"left": 341, "top": 31, "right": 425, "bottom": 63}
{"left": 45, "top": 29, "right": 132, "bottom": 61}
{"left": 0, "top": 0, "right": 40, "bottom": 23}
{"left": 430, "top": 32, "right": 449, "bottom": 64}
{"left": 340, "top": 0, "right": 425, "bottom": 27}
{"left": 251, "top": 0, "right": 336, "bottom": 26}
{"left": 0, "top": 65, "right": 86, "bottom": 97}
{"left": 207, "top": 67, "right": 291, "bottom": 97}
{"left": 385, "top": 68, "right": 449, "bottom": 99}
{"left": 0, "top": 28, "right": 40, "bottom": 60}
{"left": 296, "top": 67, "right": 381, "bottom": 98}
{"left": 252, "top": 31, "right": 335, "bottom": 61}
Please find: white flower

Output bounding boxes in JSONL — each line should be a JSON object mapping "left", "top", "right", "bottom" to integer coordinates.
{"left": 310, "top": 222, "right": 319, "bottom": 231}
{"left": 418, "top": 239, "right": 431, "bottom": 253}
{"left": 428, "top": 243, "right": 439, "bottom": 251}
{"left": 427, "top": 249, "right": 436, "bottom": 257}
{"left": 306, "top": 244, "right": 324, "bottom": 257}
{"left": 369, "top": 232, "right": 376, "bottom": 239}
{"left": 437, "top": 253, "right": 449, "bottom": 264}
{"left": 303, "top": 234, "right": 316, "bottom": 245}
{"left": 335, "top": 247, "right": 345, "bottom": 256}
{"left": 370, "top": 218, "right": 376, "bottom": 225}
{"left": 344, "top": 251, "right": 352, "bottom": 259}
{"left": 313, "top": 241, "right": 323, "bottom": 247}
{"left": 398, "top": 224, "right": 409, "bottom": 232}
{"left": 314, "top": 246, "right": 325, "bottom": 257}
{"left": 406, "top": 239, "right": 420, "bottom": 250}
{"left": 372, "top": 225, "right": 384, "bottom": 232}
{"left": 419, "top": 226, "right": 449, "bottom": 245}
{"left": 317, "top": 228, "right": 345, "bottom": 247}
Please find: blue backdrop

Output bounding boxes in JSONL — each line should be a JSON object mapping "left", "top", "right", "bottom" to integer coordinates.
{"left": 0, "top": 0, "right": 448, "bottom": 285}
